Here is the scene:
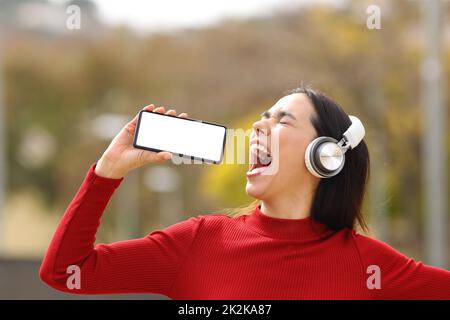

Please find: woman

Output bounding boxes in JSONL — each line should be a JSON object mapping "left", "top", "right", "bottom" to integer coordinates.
{"left": 39, "top": 86, "right": 450, "bottom": 299}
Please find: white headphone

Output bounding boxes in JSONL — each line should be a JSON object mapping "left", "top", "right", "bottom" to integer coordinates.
{"left": 304, "top": 115, "right": 365, "bottom": 178}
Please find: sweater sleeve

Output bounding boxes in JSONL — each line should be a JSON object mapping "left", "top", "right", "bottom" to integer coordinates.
{"left": 353, "top": 232, "right": 450, "bottom": 299}
{"left": 39, "top": 163, "right": 203, "bottom": 297}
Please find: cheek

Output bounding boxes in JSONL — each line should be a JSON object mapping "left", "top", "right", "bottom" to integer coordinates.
{"left": 278, "top": 134, "right": 309, "bottom": 170}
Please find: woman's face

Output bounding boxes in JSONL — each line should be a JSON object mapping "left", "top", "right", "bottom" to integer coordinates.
{"left": 245, "top": 93, "right": 319, "bottom": 201}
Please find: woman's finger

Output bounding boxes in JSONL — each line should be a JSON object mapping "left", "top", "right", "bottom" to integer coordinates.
{"left": 166, "top": 109, "right": 176, "bottom": 116}
{"left": 178, "top": 113, "right": 188, "bottom": 118}
{"left": 143, "top": 104, "right": 155, "bottom": 111}
{"left": 154, "top": 106, "right": 166, "bottom": 113}
{"left": 125, "top": 104, "right": 155, "bottom": 131}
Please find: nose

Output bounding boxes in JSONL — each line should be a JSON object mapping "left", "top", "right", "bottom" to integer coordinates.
{"left": 252, "top": 118, "right": 272, "bottom": 138}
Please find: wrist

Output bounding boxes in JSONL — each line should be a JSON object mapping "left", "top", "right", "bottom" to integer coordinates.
{"left": 95, "top": 157, "right": 126, "bottom": 179}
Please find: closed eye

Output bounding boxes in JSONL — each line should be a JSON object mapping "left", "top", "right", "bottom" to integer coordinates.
{"left": 260, "top": 110, "right": 296, "bottom": 122}
{"left": 260, "top": 111, "right": 270, "bottom": 119}
{"left": 278, "top": 120, "right": 289, "bottom": 126}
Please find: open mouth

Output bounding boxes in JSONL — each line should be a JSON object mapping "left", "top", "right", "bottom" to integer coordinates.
{"left": 248, "top": 144, "right": 272, "bottom": 176}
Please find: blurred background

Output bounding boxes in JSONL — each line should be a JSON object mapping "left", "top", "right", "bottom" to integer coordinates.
{"left": 0, "top": 0, "right": 449, "bottom": 299}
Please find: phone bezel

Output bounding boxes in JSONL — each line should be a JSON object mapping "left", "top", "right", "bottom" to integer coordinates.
{"left": 133, "top": 110, "right": 227, "bottom": 164}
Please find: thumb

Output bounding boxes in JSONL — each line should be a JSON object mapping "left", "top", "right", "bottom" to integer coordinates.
{"left": 158, "top": 151, "right": 173, "bottom": 161}
{"left": 143, "top": 151, "right": 172, "bottom": 163}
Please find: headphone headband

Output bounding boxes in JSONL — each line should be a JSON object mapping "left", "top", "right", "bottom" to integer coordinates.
{"left": 341, "top": 115, "right": 365, "bottom": 150}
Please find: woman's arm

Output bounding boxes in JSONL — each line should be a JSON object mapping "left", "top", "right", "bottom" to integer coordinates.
{"left": 39, "top": 163, "right": 203, "bottom": 296}
{"left": 39, "top": 104, "right": 194, "bottom": 296}
{"left": 353, "top": 232, "right": 450, "bottom": 299}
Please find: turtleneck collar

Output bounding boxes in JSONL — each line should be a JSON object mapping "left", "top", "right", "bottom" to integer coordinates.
{"left": 244, "top": 205, "right": 333, "bottom": 241}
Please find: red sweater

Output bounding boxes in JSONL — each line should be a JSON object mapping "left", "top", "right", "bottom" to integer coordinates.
{"left": 39, "top": 163, "right": 450, "bottom": 299}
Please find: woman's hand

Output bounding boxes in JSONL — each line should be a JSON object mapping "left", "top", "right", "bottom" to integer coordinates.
{"left": 95, "top": 105, "right": 188, "bottom": 179}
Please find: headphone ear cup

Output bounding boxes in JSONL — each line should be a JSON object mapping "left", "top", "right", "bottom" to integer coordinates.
{"left": 305, "top": 138, "right": 324, "bottom": 178}
{"left": 305, "top": 137, "right": 344, "bottom": 178}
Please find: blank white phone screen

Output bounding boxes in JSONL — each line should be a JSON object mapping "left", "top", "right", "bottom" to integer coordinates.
{"left": 135, "top": 112, "right": 226, "bottom": 163}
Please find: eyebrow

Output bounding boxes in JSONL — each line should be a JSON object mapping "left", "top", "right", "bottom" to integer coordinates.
{"left": 260, "top": 110, "right": 297, "bottom": 121}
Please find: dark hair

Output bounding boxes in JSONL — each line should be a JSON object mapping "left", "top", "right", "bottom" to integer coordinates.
{"left": 224, "top": 85, "right": 370, "bottom": 232}
{"left": 289, "top": 85, "right": 370, "bottom": 232}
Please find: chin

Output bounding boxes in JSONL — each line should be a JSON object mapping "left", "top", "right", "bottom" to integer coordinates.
{"left": 245, "top": 180, "right": 270, "bottom": 200}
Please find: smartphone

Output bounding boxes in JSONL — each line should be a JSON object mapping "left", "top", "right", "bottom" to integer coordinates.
{"left": 133, "top": 110, "right": 227, "bottom": 164}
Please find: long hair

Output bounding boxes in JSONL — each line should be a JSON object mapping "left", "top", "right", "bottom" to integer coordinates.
{"left": 225, "top": 85, "right": 370, "bottom": 232}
